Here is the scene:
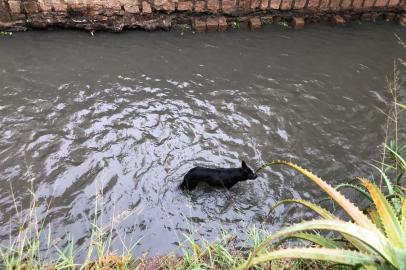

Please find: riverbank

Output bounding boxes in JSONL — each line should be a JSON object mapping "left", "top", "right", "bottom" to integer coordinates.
{"left": 38, "top": 252, "right": 348, "bottom": 270}
{"left": 0, "top": 22, "right": 404, "bottom": 266}
{"left": 0, "top": 0, "right": 405, "bottom": 32}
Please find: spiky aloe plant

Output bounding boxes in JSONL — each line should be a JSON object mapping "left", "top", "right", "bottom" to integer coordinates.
{"left": 333, "top": 142, "right": 405, "bottom": 220}
{"left": 236, "top": 161, "right": 406, "bottom": 270}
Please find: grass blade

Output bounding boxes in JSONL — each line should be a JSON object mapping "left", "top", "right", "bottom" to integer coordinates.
{"left": 386, "top": 145, "right": 406, "bottom": 172}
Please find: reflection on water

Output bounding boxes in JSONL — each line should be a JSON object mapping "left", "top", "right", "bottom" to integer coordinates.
{"left": 0, "top": 22, "right": 404, "bottom": 257}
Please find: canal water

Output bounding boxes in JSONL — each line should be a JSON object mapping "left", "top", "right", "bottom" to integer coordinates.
{"left": 0, "top": 22, "right": 405, "bottom": 258}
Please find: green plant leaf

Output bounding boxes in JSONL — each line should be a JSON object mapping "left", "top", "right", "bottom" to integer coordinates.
{"left": 238, "top": 247, "right": 383, "bottom": 269}
{"left": 368, "top": 164, "right": 394, "bottom": 196}
{"left": 336, "top": 183, "right": 373, "bottom": 202}
{"left": 366, "top": 207, "right": 385, "bottom": 233}
{"left": 264, "top": 161, "right": 376, "bottom": 230}
{"left": 396, "top": 173, "right": 403, "bottom": 186}
{"left": 280, "top": 232, "right": 345, "bottom": 249}
{"left": 395, "top": 102, "right": 406, "bottom": 110}
{"left": 269, "top": 199, "right": 378, "bottom": 255}
{"left": 243, "top": 219, "right": 395, "bottom": 269}
{"left": 362, "top": 179, "right": 406, "bottom": 248}
{"left": 402, "top": 197, "right": 406, "bottom": 234}
{"left": 386, "top": 145, "right": 406, "bottom": 173}
{"left": 268, "top": 199, "right": 336, "bottom": 220}
{"left": 184, "top": 235, "right": 202, "bottom": 257}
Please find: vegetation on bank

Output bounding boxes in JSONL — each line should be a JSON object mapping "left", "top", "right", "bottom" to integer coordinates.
{"left": 0, "top": 31, "right": 12, "bottom": 36}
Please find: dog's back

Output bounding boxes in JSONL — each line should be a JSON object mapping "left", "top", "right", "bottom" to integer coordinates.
{"left": 180, "top": 161, "right": 257, "bottom": 190}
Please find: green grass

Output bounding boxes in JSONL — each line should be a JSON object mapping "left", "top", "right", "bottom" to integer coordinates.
{"left": 0, "top": 31, "right": 13, "bottom": 36}
{"left": 228, "top": 21, "right": 240, "bottom": 29}
{"left": 0, "top": 188, "right": 348, "bottom": 270}
{"left": 0, "top": 185, "right": 354, "bottom": 270}
{"left": 277, "top": 21, "right": 289, "bottom": 28}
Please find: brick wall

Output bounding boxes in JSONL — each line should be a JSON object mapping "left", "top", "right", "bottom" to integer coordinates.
{"left": 0, "top": 0, "right": 405, "bottom": 31}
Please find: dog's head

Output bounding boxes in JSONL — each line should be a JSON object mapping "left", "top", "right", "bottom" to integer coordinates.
{"left": 241, "top": 161, "right": 258, "bottom": 180}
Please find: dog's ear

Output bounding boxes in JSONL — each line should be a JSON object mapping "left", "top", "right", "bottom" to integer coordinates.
{"left": 241, "top": 161, "right": 247, "bottom": 168}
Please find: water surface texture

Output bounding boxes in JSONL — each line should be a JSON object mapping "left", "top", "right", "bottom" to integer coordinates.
{"left": 0, "top": 23, "right": 405, "bottom": 257}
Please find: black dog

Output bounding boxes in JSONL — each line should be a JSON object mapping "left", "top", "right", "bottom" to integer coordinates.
{"left": 180, "top": 161, "right": 257, "bottom": 190}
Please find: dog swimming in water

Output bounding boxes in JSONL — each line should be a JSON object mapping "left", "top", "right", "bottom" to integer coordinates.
{"left": 180, "top": 161, "right": 258, "bottom": 190}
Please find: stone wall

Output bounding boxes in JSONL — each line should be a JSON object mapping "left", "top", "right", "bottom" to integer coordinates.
{"left": 0, "top": 0, "right": 405, "bottom": 31}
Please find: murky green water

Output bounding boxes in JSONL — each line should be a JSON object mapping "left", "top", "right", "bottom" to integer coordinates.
{"left": 0, "top": 22, "right": 405, "bottom": 258}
